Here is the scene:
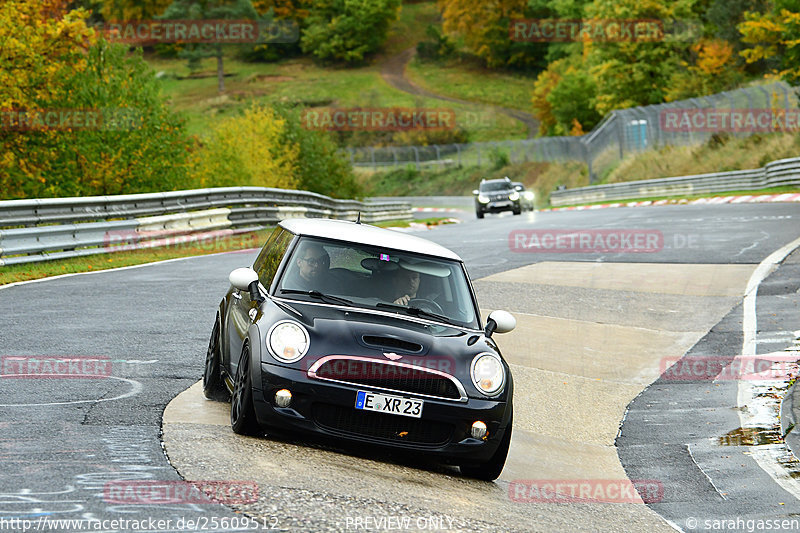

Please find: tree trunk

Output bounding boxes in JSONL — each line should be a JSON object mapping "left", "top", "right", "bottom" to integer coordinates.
{"left": 216, "top": 45, "right": 224, "bottom": 93}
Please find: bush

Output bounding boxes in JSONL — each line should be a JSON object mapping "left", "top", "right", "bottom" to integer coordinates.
{"left": 300, "top": 0, "right": 401, "bottom": 64}
{"left": 416, "top": 25, "right": 455, "bottom": 62}
{"left": 489, "top": 147, "right": 510, "bottom": 170}
{"left": 191, "top": 104, "right": 299, "bottom": 189}
{"left": 276, "top": 106, "right": 363, "bottom": 199}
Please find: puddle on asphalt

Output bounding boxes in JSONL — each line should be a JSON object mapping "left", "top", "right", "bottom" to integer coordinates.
{"left": 717, "top": 427, "right": 784, "bottom": 446}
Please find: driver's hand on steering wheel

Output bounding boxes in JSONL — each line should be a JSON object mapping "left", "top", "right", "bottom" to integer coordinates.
{"left": 394, "top": 294, "right": 412, "bottom": 305}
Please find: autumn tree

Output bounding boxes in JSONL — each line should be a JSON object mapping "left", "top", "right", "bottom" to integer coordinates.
{"left": 160, "top": 0, "right": 259, "bottom": 92}
{"left": 739, "top": 3, "right": 800, "bottom": 82}
{"left": 251, "top": 0, "right": 310, "bottom": 18}
{"left": 584, "top": 0, "right": 690, "bottom": 114}
{"left": 531, "top": 57, "right": 600, "bottom": 135}
{"left": 439, "top": 0, "right": 531, "bottom": 69}
{"left": 666, "top": 38, "right": 743, "bottom": 101}
{"left": 100, "top": 0, "right": 173, "bottom": 21}
{"left": 0, "top": 0, "right": 95, "bottom": 111}
{"left": 0, "top": 1, "right": 194, "bottom": 199}
{"left": 239, "top": 0, "right": 311, "bottom": 61}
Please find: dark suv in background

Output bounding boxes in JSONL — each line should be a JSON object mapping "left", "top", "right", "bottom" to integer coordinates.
{"left": 473, "top": 177, "right": 521, "bottom": 219}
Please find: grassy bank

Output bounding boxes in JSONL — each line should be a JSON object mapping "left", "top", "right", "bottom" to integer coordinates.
{"left": 359, "top": 131, "right": 800, "bottom": 205}
{"left": 405, "top": 58, "right": 536, "bottom": 112}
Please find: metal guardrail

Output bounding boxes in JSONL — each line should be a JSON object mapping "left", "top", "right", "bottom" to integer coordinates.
{"left": 0, "top": 187, "right": 412, "bottom": 266}
{"left": 549, "top": 156, "right": 800, "bottom": 206}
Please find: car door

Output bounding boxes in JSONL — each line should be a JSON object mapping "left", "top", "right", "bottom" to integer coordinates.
{"left": 225, "top": 228, "right": 294, "bottom": 375}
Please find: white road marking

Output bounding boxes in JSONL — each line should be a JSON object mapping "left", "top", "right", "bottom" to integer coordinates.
{"left": 0, "top": 376, "right": 143, "bottom": 407}
{"left": 737, "top": 235, "right": 800, "bottom": 499}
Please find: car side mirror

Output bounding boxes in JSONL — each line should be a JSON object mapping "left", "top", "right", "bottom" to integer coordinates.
{"left": 229, "top": 267, "right": 264, "bottom": 303}
{"left": 472, "top": 189, "right": 479, "bottom": 195}
{"left": 485, "top": 310, "right": 516, "bottom": 337}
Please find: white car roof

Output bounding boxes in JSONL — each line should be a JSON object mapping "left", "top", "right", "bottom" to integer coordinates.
{"left": 279, "top": 218, "right": 462, "bottom": 261}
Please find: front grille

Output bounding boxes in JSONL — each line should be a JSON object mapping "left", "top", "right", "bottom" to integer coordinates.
{"left": 311, "top": 358, "right": 462, "bottom": 400}
{"left": 312, "top": 403, "right": 453, "bottom": 446}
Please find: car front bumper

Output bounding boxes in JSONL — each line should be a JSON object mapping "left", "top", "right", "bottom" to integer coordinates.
{"left": 476, "top": 200, "right": 519, "bottom": 213}
{"left": 252, "top": 362, "right": 512, "bottom": 464}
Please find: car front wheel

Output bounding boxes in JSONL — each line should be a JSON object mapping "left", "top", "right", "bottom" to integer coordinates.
{"left": 231, "top": 343, "right": 261, "bottom": 436}
{"left": 476, "top": 210, "right": 484, "bottom": 219}
{"left": 203, "top": 314, "right": 229, "bottom": 401}
{"left": 460, "top": 416, "right": 512, "bottom": 481}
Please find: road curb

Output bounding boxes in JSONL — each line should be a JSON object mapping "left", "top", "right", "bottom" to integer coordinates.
{"left": 543, "top": 193, "right": 800, "bottom": 212}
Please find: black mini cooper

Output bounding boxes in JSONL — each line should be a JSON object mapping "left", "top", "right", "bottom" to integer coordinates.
{"left": 203, "top": 218, "right": 516, "bottom": 480}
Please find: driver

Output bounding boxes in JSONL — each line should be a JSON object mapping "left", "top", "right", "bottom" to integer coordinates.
{"left": 392, "top": 266, "right": 420, "bottom": 305}
{"left": 284, "top": 242, "right": 330, "bottom": 290}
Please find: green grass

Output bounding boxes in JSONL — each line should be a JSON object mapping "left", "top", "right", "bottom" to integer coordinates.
{"left": 150, "top": 54, "right": 524, "bottom": 141}
{"left": 406, "top": 58, "right": 536, "bottom": 112}
{"left": 372, "top": 216, "right": 454, "bottom": 228}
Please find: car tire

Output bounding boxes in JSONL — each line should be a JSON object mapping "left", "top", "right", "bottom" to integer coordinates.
{"left": 231, "top": 343, "right": 261, "bottom": 436}
{"left": 203, "top": 314, "right": 229, "bottom": 401}
{"left": 459, "top": 416, "right": 512, "bottom": 481}
{"left": 476, "top": 210, "right": 484, "bottom": 219}
{"left": 512, "top": 207, "right": 521, "bottom": 215}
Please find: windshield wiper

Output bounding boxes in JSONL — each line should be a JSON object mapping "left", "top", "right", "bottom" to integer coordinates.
{"left": 376, "top": 302, "right": 456, "bottom": 326}
{"left": 280, "top": 289, "right": 354, "bottom": 307}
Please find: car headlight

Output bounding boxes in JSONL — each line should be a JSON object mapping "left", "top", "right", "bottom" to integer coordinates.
{"left": 478, "top": 194, "right": 490, "bottom": 204}
{"left": 524, "top": 191, "right": 534, "bottom": 201}
{"left": 471, "top": 353, "right": 506, "bottom": 396}
{"left": 267, "top": 320, "right": 309, "bottom": 363}
{"left": 509, "top": 191, "right": 520, "bottom": 201}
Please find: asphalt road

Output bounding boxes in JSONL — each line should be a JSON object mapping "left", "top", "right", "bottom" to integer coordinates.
{"left": 1, "top": 203, "right": 799, "bottom": 532}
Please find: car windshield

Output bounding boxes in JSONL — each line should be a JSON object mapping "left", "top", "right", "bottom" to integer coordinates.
{"left": 480, "top": 181, "right": 512, "bottom": 192}
{"left": 276, "top": 237, "right": 479, "bottom": 329}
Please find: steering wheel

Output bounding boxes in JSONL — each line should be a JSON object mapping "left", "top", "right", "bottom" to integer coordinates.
{"left": 408, "top": 298, "right": 444, "bottom": 315}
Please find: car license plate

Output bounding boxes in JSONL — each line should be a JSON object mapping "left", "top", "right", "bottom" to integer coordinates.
{"left": 355, "top": 391, "right": 423, "bottom": 418}
{"left": 490, "top": 201, "right": 510, "bottom": 208}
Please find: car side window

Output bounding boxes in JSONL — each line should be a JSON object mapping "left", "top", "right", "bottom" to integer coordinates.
{"left": 254, "top": 229, "right": 294, "bottom": 289}
{"left": 252, "top": 227, "right": 282, "bottom": 273}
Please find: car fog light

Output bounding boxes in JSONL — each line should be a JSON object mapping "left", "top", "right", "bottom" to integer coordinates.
{"left": 471, "top": 421, "right": 488, "bottom": 440}
{"left": 275, "top": 389, "right": 292, "bottom": 408}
